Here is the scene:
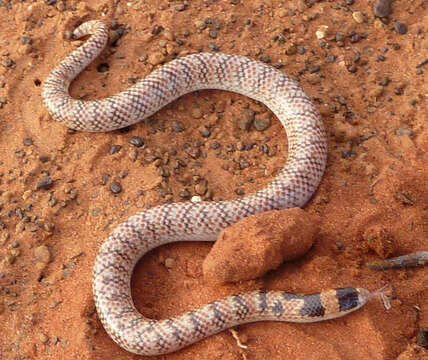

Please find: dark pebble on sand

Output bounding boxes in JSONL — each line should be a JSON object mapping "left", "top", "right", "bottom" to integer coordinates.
{"left": 130, "top": 136, "right": 144, "bottom": 147}
{"left": 373, "top": 0, "right": 391, "bottom": 18}
{"left": 394, "top": 22, "right": 407, "bottom": 35}
{"left": 37, "top": 176, "right": 53, "bottom": 190}
{"left": 23, "top": 138, "right": 33, "bottom": 146}
{"left": 417, "top": 328, "right": 428, "bottom": 348}
{"left": 110, "top": 182, "right": 122, "bottom": 194}
{"left": 109, "top": 145, "right": 122, "bottom": 154}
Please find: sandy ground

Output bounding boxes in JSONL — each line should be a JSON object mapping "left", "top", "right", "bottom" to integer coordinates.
{"left": 0, "top": 0, "right": 427, "bottom": 359}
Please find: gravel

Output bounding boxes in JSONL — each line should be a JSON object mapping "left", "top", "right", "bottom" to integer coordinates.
{"left": 36, "top": 176, "right": 53, "bottom": 190}
{"left": 130, "top": 136, "right": 144, "bottom": 147}
{"left": 394, "top": 22, "right": 407, "bottom": 35}
{"left": 109, "top": 145, "right": 122, "bottom": 154}
{"left": 110, "top": 182, "right": 122, "bottom": 194}
{"left": 373, "top": 0, "right": 391, "bottom": 17}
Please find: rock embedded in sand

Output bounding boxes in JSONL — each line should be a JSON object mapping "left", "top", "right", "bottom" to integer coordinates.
{"left": 373, "top": 0, "right": 392, "bottom": 18}
{"left": 203, "top": 208, "right": 318, "bottom": 284}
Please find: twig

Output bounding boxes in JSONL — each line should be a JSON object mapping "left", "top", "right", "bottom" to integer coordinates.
{"left": 366, "top": 251, "right": 428, "bottom": 270}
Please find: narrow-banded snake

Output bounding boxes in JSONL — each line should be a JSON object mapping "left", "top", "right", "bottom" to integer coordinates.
{"left": 42, "top": 20, "right": 383, "bottom": 355}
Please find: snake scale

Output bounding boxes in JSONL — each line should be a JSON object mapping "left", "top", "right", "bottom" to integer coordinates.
{"left": 42, "top": 20, "right": 378, "bottom": 355}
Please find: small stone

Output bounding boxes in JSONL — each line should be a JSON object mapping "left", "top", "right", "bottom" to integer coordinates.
{"left": 34, "top": 245, "right": 51, "bottom": 263}
{"left": 172, "top": 121, "right": 185, "bottom": 132}
{"left": 195, "top": 182, "right": 207, "bottom": 195}
{"left": 395, "top": 128, "right": 413, "bottom": 136}
{"left": 23, "top": 138, "right": 33, "bottom": 146}
{"left": 6, "top": 254, "right": 16, "bottom": 264}
{"left": 199, "top": 127, "right": 211, "bottom": 137}
{"left": 394, "top": 22, "right": 407, "bottom": 35}
{"left": 109, "top": 145, "right": 122, "bottom": 155}
{"left": 237, "top": 109, "right": 255, "bottom": 131}
{"left": 316, "top": 26, "right": 328, "bottom": 40}
{"left": 352, "top": 11, "right": 365, "bottom": 24}
{"left": 180, "top": 189, "right": 191, "bottom": 199}
{"left": 192, "top": 108, "right": 203, "bottom": 119}
{"left": 22, "top": 190, "right": 32, "bottom": 200}
{"left": 163, "top": 30, "right": 175, "bottom": 41}
{"left": 110, "top": 182, "right": 122, "bottom": 194}
{"left": 39, "top": 155, "right": 50, "bottom": 163}
{"left": 309, "top": 65, "right": 320, "bottom": 73}
{"left": 164, "top": 258, "right": 175, "bottom": 268}
{"left": 417, "top": 328, "right": 428, "bottom": 348}
{"left": 36, "top": 176, "right": 53, "bottom": 190}
{"left": 148, "top": 52, "right": 165, "bottom": 65}
{"left": 130, "top": 136, "right": 144, "bottom": 147}
{"left": 373, "top": 0, "right": 391, "bottom": 18}
{"left": 174, "top": 3, "right": 186, "bottom": 11}
{"left": 379, "top": 77, "right": 390, "bottom": 86}
{"left": 254, "top": 116, "right": 271, "bottom": 131}
{"left": 2, "top": 58, "right": 14, "bottom": 67}
{"left": 21, "top": 36, "right": 33, "bottom": 44}
{"left": 38, "top": 333, "right": 49, "bottom": 344}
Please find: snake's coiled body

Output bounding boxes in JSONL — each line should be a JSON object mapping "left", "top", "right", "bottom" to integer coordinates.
{"left": 42, "top": 21, "right": 372, "bottom": 355}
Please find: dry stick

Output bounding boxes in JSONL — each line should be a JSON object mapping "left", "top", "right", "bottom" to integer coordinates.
{"left": 366, "top": 251, "right": 428, "bottom": 270}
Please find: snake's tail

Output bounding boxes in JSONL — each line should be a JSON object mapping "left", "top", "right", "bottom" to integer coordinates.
{"left": 369, "top": 284, "right": 392, "bottom": 310}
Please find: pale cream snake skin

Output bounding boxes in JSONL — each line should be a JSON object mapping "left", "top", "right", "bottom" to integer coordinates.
{"left": 42, "top": 20, "right": 377, "bottom": 355}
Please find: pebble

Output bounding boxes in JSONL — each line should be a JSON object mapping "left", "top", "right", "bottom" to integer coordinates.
{"left": 34, "top": 245, "right": 51, "bottom": 263}
{"left": 180, "top": 189, "right": 191, "bottom": 199}
{"left": 379, "top": 77, "right": 390, "bottom": 86}
{"left": 172, "top": 121, "right": 185, "bottom": 132}
{"left": 394, "top": 22, "right": 407, "bottom": 35}
{"left": 373, "top": 0, "right": 392, "bottom": 17}
{"left": 191, "top": 108, "right": 203, "bottom": 119}
{"left": 110, "top": 182, "right": 122, "bottom": 194}
{"left": 174, "top": 3, "right": 186, "bottom": 11}
{"left": 235, "top": 188, "right": 245, "bottom": 195}
{"left": 23, "top": 138, "right": 33, "bottom": 146}
{"left": 130, "top": 136, "right": 144, "bottom": 147}
{"left": 39, "top": 155, "right": 50, "bottom": 163}
{"left": 36, "top": 176, "right": 53, "bottom": 190}
{"left": 309, "top": 65, "right": 320, "bottom": 73}
{"left": 2, "top": 58, "right": 14, "bottom": 67}
{"left": 6, "top": 254, "right": 16, "bottom": 264}
{"left": 195, "top": 182, "right": 207, "bottom": 195}
{"left": 237, "top": 109, "right": 255, "bottom": 131}
{"left": 148, "top": 52, "right": 165, "bottom": 65}
{"left": 38, "top": 333, "right": 49, "bottom": 344}
{"left": 199, "top": 126, "right": 211, "bottom": 138}
{"left": 395, "top": 128, "right": 413, "bottom": 136}
{"left": 352, "top": 11, "right": 365, "bottom": 24}
{"left": 164, "top": 258, "right": 175, "bottom": 268}
{"left": 109, "top": 145, "right": 122, "bottom": 154}
{"left": 254, "top": 116, "right": 271, "bottom": 131}
{"left": 316, "top": 26, "right": 328, "bottom": 40}
{"left": 417, "top": 328, "right": 428, "bottom": 348}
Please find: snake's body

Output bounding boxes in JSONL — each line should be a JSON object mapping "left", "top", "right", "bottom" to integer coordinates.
{"left": 42, "top": 21, "right": 373, "bottom": 355}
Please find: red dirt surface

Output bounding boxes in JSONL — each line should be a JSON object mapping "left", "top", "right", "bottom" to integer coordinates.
{"left": 0, "top": 1, "right": 426, "bottom": 359}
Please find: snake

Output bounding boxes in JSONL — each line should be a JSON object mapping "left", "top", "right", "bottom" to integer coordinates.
{"left": 42, "top": 20, "right": 380, "bottom": 355}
